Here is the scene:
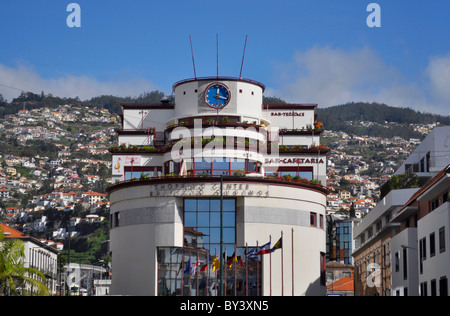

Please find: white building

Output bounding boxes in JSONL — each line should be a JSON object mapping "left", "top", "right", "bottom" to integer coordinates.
{"left": 1, "top": 223, "right": 60, "bottom": 295}
{"left": 354, "top": 126, "right": 450, "bottom": 296}
{"left": 108, "top": 76, "right": 329, "bottom": 296}
{"left": 391, "top": 164, "right": 449, "bottom": 296}
{"left": 395, "top": 126, "right": 450, "bottom": 182}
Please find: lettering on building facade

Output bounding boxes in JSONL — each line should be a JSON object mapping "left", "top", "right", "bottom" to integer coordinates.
{"left": 148, "top": 182, "right": 270, "bottom": 198}
{"left": 265, "top": 157, "right": 325, "bottom": 164}
{"left": 270, "top": 112, "right": 305, "bottom": 117}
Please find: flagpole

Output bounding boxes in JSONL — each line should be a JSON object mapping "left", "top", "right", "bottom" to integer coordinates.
{"left": 189, "top": 249, "right": 192, "bottom": 296}
{"left": 281, "top": 230, "right": 284, "bottom": 296}
{"left": 234, "top": 245, "right": 237, "bottom": 296}
{"left": 206, "top": 250, "right": 209, "bottom": 297}
{"left": 215, "top": 248, "right": 218, "bottom": 296}
{"left": 181, "top": 249, "right": 184, "bottom": 296}
{"left": 245, "top": 243, "right": 249, "bottom": 296}
{"left": 256, "top": 240, "right": 259, "bottom": 296}
{"left": 269, "top": 234, "right": 272, "bottom": 296}
{"left": 292, "top": 228, "right": 294, "bottom": 296}
{"left": 196, "top": 249, "right": 199, "bottom": 295}
{"left": 224, "top": 246, "right": 227, "bottom": 297}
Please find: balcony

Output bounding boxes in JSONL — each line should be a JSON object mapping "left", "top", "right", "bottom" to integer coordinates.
{"left": 106, "top": 173, "right": 328, "bottom": 195}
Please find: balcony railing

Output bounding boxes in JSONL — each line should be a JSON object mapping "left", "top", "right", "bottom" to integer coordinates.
{"left": 107, "top": 173, "right": 327, "bottom": 194}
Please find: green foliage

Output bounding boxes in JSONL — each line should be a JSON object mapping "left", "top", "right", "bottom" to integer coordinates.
{"left": 379, "top": 173, "right": 419, "bottom": 199}
{"left": 317, "top": 102, "right": 450, "bottom": 139}
{"left": 263, "top": 96, "right": 286, "bottom": 104}
{"left": 88, "top": 90, "right": 167, "bottom": 115}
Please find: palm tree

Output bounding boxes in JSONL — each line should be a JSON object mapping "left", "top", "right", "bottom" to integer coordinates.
{"left": 0, "top": 228, "right": 50, "bottom": 296}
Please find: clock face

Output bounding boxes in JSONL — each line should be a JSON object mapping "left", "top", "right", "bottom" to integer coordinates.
{"left": 204, "top": 83, "right": 230, "bottom": 109}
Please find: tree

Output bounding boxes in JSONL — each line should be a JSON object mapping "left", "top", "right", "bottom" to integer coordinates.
{"left": 349, "top": 202, "right": 356, "bottom": 218}
{"left": 0, "top": 228, "right": 50, "bottom": 296}
{"left": 379, "top": 173, "right": 419, "bottom": 199}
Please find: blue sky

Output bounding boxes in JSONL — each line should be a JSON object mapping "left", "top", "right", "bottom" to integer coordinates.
{"left": 1, "top": 0, "right": 449, "bottom": 115}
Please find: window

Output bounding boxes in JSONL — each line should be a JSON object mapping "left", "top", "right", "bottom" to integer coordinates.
{"left": 403, "top": 248, "right": 408, "bottom": 280}
{"left": 265, "top": 167, "right": 314, "bottom": 181}
{"left": 376, "top": 221, "right": 382, "bottom": 232}
{"left": 186, "top": 158, "right": 261, "bottom": 176}
{"left": 430, "top": 232, "right": 436, "bottom": 257}
{"left": 184, "top": 198, "right": 236, "bottom": 253}
{"left": 125, "top": 166, "right": 162, "bottom": 180}
{"left": 431, "top": 279, "right": 437, "bottom": 296}
{"left": 395, "top": 252, "right": 400, "bottom": 272}
{"left": 320, "top": 252, "right": 326, "bottom": 286}
{"left": 310, "top": 212, "right": 317, "bottom": 227}
{"left": 320, "top": 214, "right": 324, "bottom": 229}
{"left": 431, "top": 198, "right": 440, "bottom": 211}
{"left": 420, "top": 282, "right": 427, "bottom": 296}
{"left": 156, "top": 198, "right": 262, "bottom": 296}
{"left": 421, "top": 237, "right": 427, "bottom": 261}
{"left": 114, "top": 212, "right": 120, "bottom": 228}
{"left": 439, "top": 227, "right": 446, "bottom": 253}
{"left": 440, "top": 277, "right": 448, "bottom": 296}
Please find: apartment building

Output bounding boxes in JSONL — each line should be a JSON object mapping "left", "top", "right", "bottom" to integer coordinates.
{"left": 391, "top": 164, "right": 449, "bottom": 296}
{"left": 352, "top": 188, "right": 418, "bottom": 296}
{"left": 353, "top": 126, "right": 450, "bottom": 296}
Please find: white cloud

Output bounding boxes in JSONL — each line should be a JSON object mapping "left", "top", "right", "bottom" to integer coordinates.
{"left": 426, "top": 54, "right": 450, "bottom": 104}
{"left": 270, "top": 46, "right": 448, "bottom": 115}
{"left": 0, "top": 63, "right": 158, "bottom": 101}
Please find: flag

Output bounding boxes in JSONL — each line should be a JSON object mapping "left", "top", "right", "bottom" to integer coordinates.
{"left": 177, "top": 261, "right": 183, "bottom": 276}
{"left": 257, "top": 241, "right": 271, "bottom": 255}
{"left": 238, "top": 255, "right": 244, "bottom": 267}
{"left": 246, "top": 248, "right": 258, "bottom": 260}
{"left": 184, "top": 259, "right": 192, "bottom": 275}
{"left": 193, "top": 257, "right": 201, "bottom": 274}
{"left": 228, "top": 251, "right": 237, "bottom": 268}
{"left": 271, "top": 237, "right": 282, "bottom": 252}
{"left": 200, "top": 264, "right": 208, "bottom": 271}
{"left": 212, "top": 257, "right": 220, "bottom": 272}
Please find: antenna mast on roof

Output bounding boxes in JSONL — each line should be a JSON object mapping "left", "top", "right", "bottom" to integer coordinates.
{"left": 216, "top": 33, "right": 219, "bottom": 78}
{"left": 239, "top": 35, "right": 248, "bottom": 79}
{"left": 189, "top": 34, "right": 197, "bottom": 79}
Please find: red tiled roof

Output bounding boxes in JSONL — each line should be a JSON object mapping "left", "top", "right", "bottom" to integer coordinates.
{"left": 327, "top": 276, "right": 354, "bottom": 292}
{"left": 0, "top": 223, "right": 26, "bottom": 238}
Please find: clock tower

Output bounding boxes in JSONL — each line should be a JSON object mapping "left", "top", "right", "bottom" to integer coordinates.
{"left": 172, "top": 77, "right": 265, "bottom": 120}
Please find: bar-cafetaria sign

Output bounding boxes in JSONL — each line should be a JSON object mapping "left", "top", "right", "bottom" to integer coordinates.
{"left": 265, "top": 157, "right": 325, "bottom": 164}
{"left": 149, "top": 182, "right": 269, "bottom": 198}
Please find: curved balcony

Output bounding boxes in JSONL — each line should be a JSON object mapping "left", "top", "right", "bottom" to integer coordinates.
{"left": 106, "top": 173, "right": 328, "bottom": 195}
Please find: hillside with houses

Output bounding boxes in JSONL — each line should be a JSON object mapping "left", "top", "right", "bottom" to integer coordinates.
{"left": 0, "top": 93, "right": 448, "bottom": 262}
{"left": 0, "top": 99, "right": 118, "bottom": 260}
